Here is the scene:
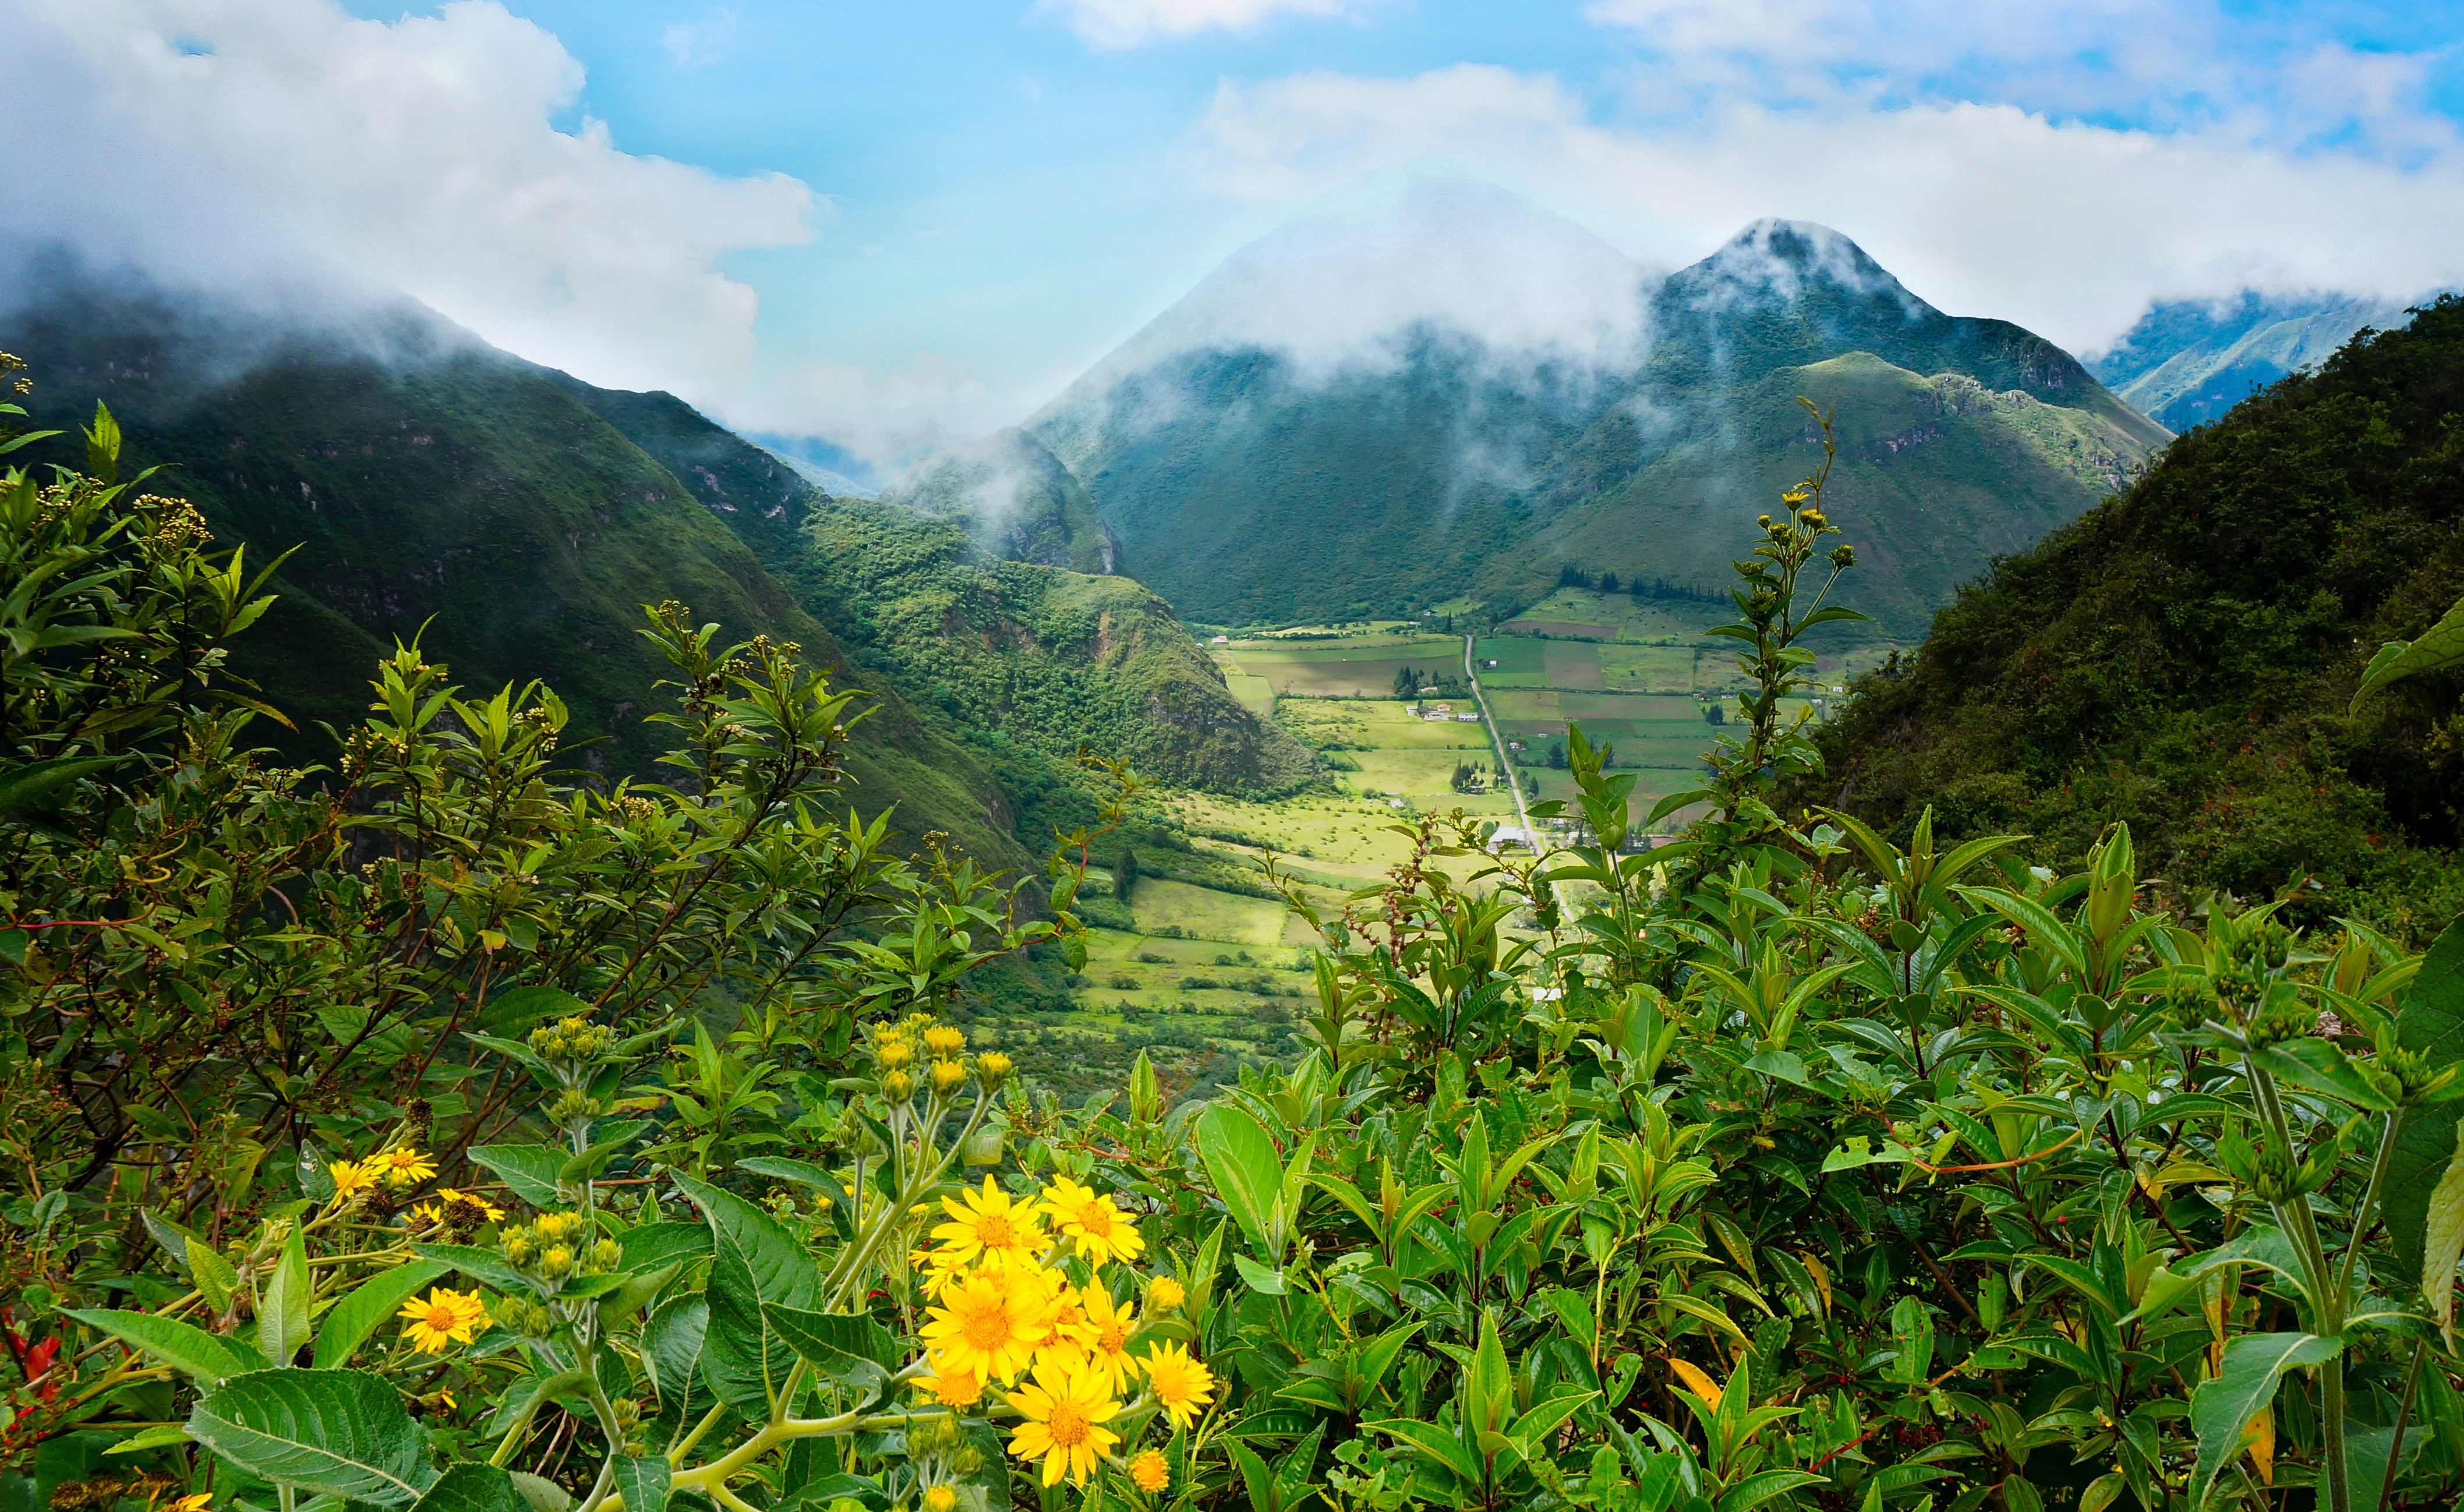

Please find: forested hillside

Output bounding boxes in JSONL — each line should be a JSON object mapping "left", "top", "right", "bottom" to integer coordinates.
{"left": 1813, "top": 294, "right": 2464, "bottom": 936}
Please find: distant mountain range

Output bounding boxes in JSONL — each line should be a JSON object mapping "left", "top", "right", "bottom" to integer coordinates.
{"left": 2084, "top": 290, "right": 2447, "bottom": 433}
{"left": 0, "top": 267, "right": 1314, "bottom": 876}
{"left": 928, "top": 183, "right": 2173, "bottom": 636}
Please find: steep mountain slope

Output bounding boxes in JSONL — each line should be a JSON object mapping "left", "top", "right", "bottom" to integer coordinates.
{"left": 779, "top": 493, "right": 1318, "bottom": 796}
{"left": 1, "top": 279, "right": 1029, "bottom": 865}
{"left": 1809, "top": 295, "right": 2464, "bottom": 936}
{"left": 1025, "top": 195, "right": 2164, "bottom": 635}
{"left": 2087, "top": 290, "right": 2434, "bottom": 432}
{"left": 881, "top": 428, "right": 1113, "bottom": 575}
{"left": 1532, "top": 222, "right": 2166, "bottom": 628}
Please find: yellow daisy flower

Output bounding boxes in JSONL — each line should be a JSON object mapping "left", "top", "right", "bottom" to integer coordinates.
{"left": 377, "top": 1148, "right": 439, "bottom": 1189}
{"left": 913, "top": 1358, "right": 984, "bottom": 1408}
{"left": 1147, "top": 1276, "right": 1185, "bottom": 1312}
{"left": 919, "top": 1271, "right": 1048, "bottom": 1385}
{"left": 1073, "top": 1287, "right": 1143, "bottom": 1396}
{"left": 919, "top": 1488, "right": 957, "bottom": 1512}
{"left": 932, "top": 1176, "right": 1047, "bottom": 1269}
{"left": 1127, "top": 1449, "right": 1170, "bottom": 1493}
{"left": 396, "top": 1288, "right": 490, "bottom": 1353}
{"left": 168, "top": 1496, "right": 213, "bottom": 1512}
{"left": 1139, "top": 1341, "right": 1216, "bottom": 1429}
{"left": 326, "top": 1159, "right": 378, "bottom": 1201}
{"left": 1031, "top": 1283, "right": 1095, "bottom": 1375}
{"left": 1041, "top": 1177, "right": 1144, "bottom": 1266}
{"left": 1004, "top": 1366, "right": 1121, "bottom": 1488}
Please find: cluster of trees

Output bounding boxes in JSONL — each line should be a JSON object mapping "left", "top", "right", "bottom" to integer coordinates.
{"left": 1390, "top": 665, "right": 1465, "bottom": 700}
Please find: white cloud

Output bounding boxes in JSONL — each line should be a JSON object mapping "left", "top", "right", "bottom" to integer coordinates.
{"left": 1037, "top": 0, "right": 1362, "bottom": 50}
{"left": 1178, "top": 62, "right": 2464, "bottom": 353}
{"left": 9, "top": 0, "right": 814, "bottom": 398}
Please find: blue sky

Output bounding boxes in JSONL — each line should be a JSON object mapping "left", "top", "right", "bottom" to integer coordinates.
{"left": 18, "top": 0, "right": 2464, "bottom": 464}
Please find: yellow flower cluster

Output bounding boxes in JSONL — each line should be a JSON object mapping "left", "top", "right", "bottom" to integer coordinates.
{"left": 869, "top": 1016, "right": 1010, "bottom": 1105}
{"left": 911, "top": 1175, "right": 1212, "bottom": 1489}
{"left": 327, "top": 1147, "right": 437, "bottom": 1200}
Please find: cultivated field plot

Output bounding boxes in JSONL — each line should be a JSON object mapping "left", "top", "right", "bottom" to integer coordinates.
{"left": 1595, "top": 643, "right": 1701, "bottom": 692}
{"left": 1122, "top": 877, "right": 1298, "bottom": 946}
{"left": 1542, "top": 641, "right": 1607, "bottom": 688}
{"left": 1219, "top": 671, "right": 1276, "bottom": 716}
{"left": 1498, "top": 589, "right": 1723, "bottom": 642}
{"left": 1469, "top": 637, "right": 1550, "bottom": 686}
{"left": 1219, "top": 635, "right": 1465, "bottom": 697}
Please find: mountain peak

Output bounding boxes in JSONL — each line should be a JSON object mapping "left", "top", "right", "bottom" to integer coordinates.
{"left": 1070, "top": 178, "right": 1648, "bottom": 387}
{"left": 1674, "top": 218, "right": 1936, "bottom": 319}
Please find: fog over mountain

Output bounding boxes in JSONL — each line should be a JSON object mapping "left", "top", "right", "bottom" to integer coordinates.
{"left": 902, "top": 182, "right": 2169, "bottom": 634}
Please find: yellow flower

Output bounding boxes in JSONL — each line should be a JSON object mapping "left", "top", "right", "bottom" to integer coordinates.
{"left": 1041, "top": 1176, "right": 1144, "bottom": 1266}
{"left": 168, "top": 1496, "right": 213, "bottom": 1512}
{"left": 1005, "top": 1367, "right": 1121, "bottom": 1488}
{"left": 920, "top": 1488, "right": 957, "bottom": 1512}
{"left": 377, "top": 1148, "right": 438, "bottom": 1189}
{"left": 327, "top": 1159, "right": 377, "bottom": 1201}
{"left": 1031, "top": 1283, "right": 1094, "bottom": 1376}
{"left": 1147, "top": 1276, "right": 1185, "bottom": 1313}
{"left": 923, "top": 1025, "right": 967, "bottom": 1057}
{"left": 920, "top": 1271, "right": 1048, "bottom": 1385}
{"left": 408, "top": 1202, "right": 443, "bottom": 1228}
{"left": 932, "top": 1176, "right": 1046, "bottom": 1269}
{"left": 1073, "top": 1287, "right": 1143, "bottom": 1396}
{"left": 1140, "top": 1342, "right": 1215, "bottom": 1429}
{"left": 396, "top": 1288, "right": 491, "bottom": 1353}
{"left": 1128, "top": 1449, "right": 1170, "bottom": 1493}
{"left": 913, "top": 1358, "right": 984, "bottom": 1408}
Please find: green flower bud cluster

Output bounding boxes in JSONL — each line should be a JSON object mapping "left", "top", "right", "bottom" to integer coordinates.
{"left": 498, "top": 1296, "right": 558, "bottom": 1337}
{"left": 548, "top": 1089, "right": 603, "bottom": 1125}
{"left": 2367, "top": 1031, "right": 2463, "bottom": 1106}
{"left": 867, "top": 1015, "right": 1003, "bottom": 1104}
{"left": 530, "top": 1016, "right": 616, "bottom": 1064}
{"left": 498, "top": 1210, "right": 621, "bottom": 1290}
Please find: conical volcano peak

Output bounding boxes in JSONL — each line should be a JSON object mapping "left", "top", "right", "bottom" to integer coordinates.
{"left": 1674, "top": 217, "right": 1936, "bottom": 318}
{"left": 1074, "top": 178, "right": 1649, "bottom": 386}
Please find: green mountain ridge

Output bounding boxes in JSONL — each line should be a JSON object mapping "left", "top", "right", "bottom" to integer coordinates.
{"left": 881, "top": 426, "right": 1113, "bottom": 575}
{"left": 1019, "top": 208, "right": 2168, "bottom": 635}
{"left": 2087, "top": 289, "right": 2441, "bottom": 433}
{"left": 1, "top": 277, "right": 1313, "bottom": 879}
{"left": 1812, "top": 294, "right": 2464, "bottom": 937}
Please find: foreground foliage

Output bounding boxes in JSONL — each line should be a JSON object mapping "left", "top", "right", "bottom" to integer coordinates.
{"left": 6, "top": 384, "right": 2464, "bottom": 1512}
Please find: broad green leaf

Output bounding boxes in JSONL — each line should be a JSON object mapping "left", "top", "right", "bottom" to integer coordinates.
{"left": 1885, "top": 1296, "right": 1933, "bottom": 1384}
{"left": 615, "top": 1223, "right": 711, "bottom": 1272}
{"left": 613, "top": 1456, "right": 669, "bottom": 1512}
{"left": 642, "top": 1296, "right": 712, "bottom": 1427}
{"left": 2350, "top": 593, "right": 2464, "bottom": 710}
{"left": 670, "top": 1172, "right": 819, "bottom": 1413}
{"left": 186, "top": 1239, "right": 238, "bottom": 1314}
{"left": 0, "top": 755, "right": 126, "bottom": 818}
{"left": 1196, "top": 1101, "right": 1284, "bottom": 1255}
{"left": 2189, "top": 1333, "right": 2341, "bottom": 1505}
{"left": 468, "top": 1145, "right": 568, "bottom": 1209}
{"left": 1232, "top": 1253, "right": 1288, "bottom": 1295}
{"left": 104, "top": 1426, "right": 193, "bottom": 1455}
{"left": 2249, "top": 1037, "right": 2397, "bottom": 1111}
{"left": 1363, "top": 1419, "right": 1480, "bottom": 1486}
{"left": 186, "top": 1368, "right": 434, "bottom": 1506}
{"left": 408, "top": 1463, "right": 529, "bottom": 1512}
{"left": 2419, "top": 1115, "right": 2464, "bottom": 1347}
{"left": 62, "top": 1309, "right": 253, "bottom": 1388}
{"left": 600, "top": 1261, "right": 684, "bottom": 1329}
{"left": 508, "top": 1472, "right": 571, "bottom": 1512}
{"left": 411, "top": 1245, "right": 535, "bottom": 1296}
{"left": 478, "top": 985, "right": 593, "bottom": 1031}
{"left": 313, "top": 1260, "right": 452, "bottom": 1369}
{"left": 1717, "top": 1471, "right": 1829, "bottom": 1512}
{"left": 259, "top": 1223, "right": 312, "bottom": 1367}
{"left": 2387, "top": 917, "right": 2464, "bottom": 1277}
{"left": 765, "top": 1306, "right": 900, "bottom": 1393}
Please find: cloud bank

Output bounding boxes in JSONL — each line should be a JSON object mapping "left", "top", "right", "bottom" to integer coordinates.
{"left": 1179, "top": 57, "right": 2464, "bottom": 354}
{"left": 3, "top": 0, "right": 813, "bottom": 400}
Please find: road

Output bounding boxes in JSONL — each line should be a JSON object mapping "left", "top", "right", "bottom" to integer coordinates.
{"left": 1463, "top": 634, "right": 1567, "bottom": 913}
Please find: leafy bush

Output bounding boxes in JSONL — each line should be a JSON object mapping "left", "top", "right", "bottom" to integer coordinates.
{"left": 8, "top": 398, "right": 2464, "bottom": 1512}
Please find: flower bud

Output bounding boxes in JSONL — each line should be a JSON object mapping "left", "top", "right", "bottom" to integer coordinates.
{"left": 929, "top": 1059, "right": 967, "bottom": 1095}
{"left": 882, "top": 1070, "right": 917, "bottom": 1103}
{"left": 876, "top": 1040, "right": 916, "bottom": 1071}
{"left": 923, "top": 1025, "right": 967, "bottom": 1057}
{"left": 590, "top": 1239, "right": 623, "bottom": 1273}
{"left": 920, "top": 1487, "right": 957, "bottom": 1512}
{"left": 539, "top": 1245, "right": 574, "bottom": 1279}
{"left": 974, "top": 1052, "right": 1014, "bottom": 1091}
{"left": 1148, "top": 1276, "right": 1186, "bottom": 1312}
